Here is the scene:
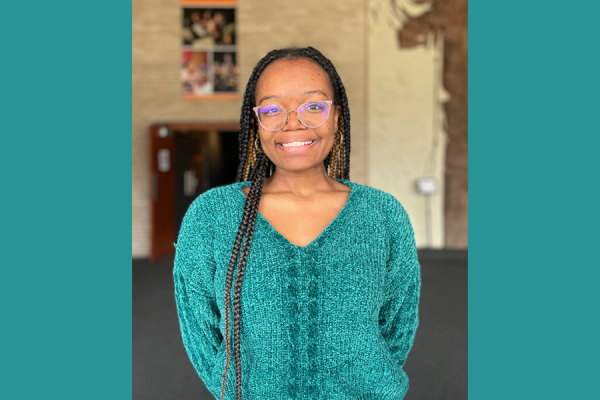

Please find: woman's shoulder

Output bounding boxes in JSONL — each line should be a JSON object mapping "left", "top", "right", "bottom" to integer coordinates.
{"left": 192, "top": 182, "right": 242, "bottom": 204}
{"left": 350, "top": 181, "right": 408, "bottom": 214}
{"left": 185, "top": 182, "right": 243, "bottom": 220}
{"left": 348, "top": 181, "right": 413, "bottom": 235}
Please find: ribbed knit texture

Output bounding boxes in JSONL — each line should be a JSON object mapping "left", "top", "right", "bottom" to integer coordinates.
{"left": 173, "top": 179, "right": 421, "bottom": 399}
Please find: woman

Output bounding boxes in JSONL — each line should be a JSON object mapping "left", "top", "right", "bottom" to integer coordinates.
{"left": 174, "top": 47, "right": 421, "bottom": 400}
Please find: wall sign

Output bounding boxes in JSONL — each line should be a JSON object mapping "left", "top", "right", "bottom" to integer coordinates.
{"left": 181, "top": 0, "right": 237, "bottom": 100}
{"left": 158, "top": 149, "right": 171, "bottom": 172}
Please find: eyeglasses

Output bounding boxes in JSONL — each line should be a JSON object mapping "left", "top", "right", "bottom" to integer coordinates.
{"left": 252, "top": 100, "right": 334, "bottom": 132}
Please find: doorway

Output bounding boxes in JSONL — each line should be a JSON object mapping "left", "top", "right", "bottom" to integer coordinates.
{"left": 149, "top": 123, "right": 239, "bottom": 262}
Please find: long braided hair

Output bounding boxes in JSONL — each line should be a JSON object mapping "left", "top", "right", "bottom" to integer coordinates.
{"left": 220, "top": 47, "right": 351, "bottom": 400}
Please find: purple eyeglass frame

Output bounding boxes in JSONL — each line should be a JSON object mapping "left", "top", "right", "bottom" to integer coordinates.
{"left": 252, "top": 100, "right": 334, "bottom": 132}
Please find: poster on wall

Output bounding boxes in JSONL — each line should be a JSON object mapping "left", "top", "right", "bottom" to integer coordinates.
{"left": 181, "top": 0, "right": 237, "bottom": 100}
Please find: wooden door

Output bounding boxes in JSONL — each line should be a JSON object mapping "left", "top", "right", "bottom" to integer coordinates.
{"left": 149, "top": 125, "right": 176, "bottom": 262}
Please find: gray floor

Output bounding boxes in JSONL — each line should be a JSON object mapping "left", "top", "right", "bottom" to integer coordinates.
{"left": 133, "top": 250, "right": 467, "bottom": 399}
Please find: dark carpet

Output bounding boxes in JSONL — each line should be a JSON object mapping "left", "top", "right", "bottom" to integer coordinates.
{"left": 133, "top": 250, "right": 467, "bottom": 399}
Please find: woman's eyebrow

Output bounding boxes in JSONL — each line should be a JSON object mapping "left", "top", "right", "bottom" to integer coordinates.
{"left": 258, "top": 95, "right": 280, "bottom": 104}
{"left": 258, "top": 90, "right": 328, "bottom": 105}
{"left": 303, "top": 90, "right": 328, "bottom": 97}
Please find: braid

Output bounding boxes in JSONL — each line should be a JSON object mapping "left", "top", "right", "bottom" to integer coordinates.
{"left": 220, "top": 169, "right": 261, "bottom": 400}
{"left": 223, "top": 47, "right": 352, "bottom": 399}
{"left": 340, "top": 121, "right": 347, "bottom": 180}
{"left": 233, "top": 154, "right": 267, "bottom": 400}
{"left": 241, "top": 120, "right": 257, "bottom": 181}
{"left": 235, "top": 78, "right": 255, "bottom": 182}
{"left": 328, "top": 121, "right": 341, "bottom": 179}
{"left": 220, "top": 153, "right": 268, "bottom": 400}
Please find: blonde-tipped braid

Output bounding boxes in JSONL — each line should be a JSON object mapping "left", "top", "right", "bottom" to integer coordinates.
{"left": 242, "top": 120, "right": 259, "bottom": 181}
{"left": 339, "top": 118, "right": 347, "bottom": 180}
{"left": 327, "top": 116, "right": 345, "bottom": 180}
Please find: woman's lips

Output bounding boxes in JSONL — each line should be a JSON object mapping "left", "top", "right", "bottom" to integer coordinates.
{"left": 277, "top": 140, "right": 317, "bottom": 153}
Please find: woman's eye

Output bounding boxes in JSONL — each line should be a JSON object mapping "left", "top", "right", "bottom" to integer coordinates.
{"left": 307, "top": 103, "right": 324, "bottom": 110}
{"left": 262, "top": 108, "right": 281, "bottom": 114}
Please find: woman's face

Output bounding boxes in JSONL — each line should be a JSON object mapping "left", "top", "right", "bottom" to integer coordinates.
{"left": 254, "top": 58, "right": 341, "bottom": 174}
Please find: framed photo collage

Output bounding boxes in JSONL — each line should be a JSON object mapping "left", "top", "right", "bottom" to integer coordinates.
{"left": 181, "top": 0, "right": 237, "bottom": 100}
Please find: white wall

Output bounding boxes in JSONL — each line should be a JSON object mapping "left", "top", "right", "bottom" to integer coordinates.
{"left": 367, "top": 0, "right": 448, "bottom": 248}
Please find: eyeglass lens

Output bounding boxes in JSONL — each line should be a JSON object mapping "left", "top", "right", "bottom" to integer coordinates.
{"left": 256, "top": 102, "right": 331, "bottom": 131}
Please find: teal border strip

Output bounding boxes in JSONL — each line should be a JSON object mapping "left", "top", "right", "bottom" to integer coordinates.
{"left": 471, "top": 1, "right": 600, "bottom": 399}
{"left": 1, "top": 1, "right": 131, "bottom": 399}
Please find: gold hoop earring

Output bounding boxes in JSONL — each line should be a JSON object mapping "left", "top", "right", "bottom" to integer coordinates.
{"left": 255, "top": 137, "right": 264, "bottom": 153}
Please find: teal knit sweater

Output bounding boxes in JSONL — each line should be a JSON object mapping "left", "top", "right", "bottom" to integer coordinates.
{"left": 173, "top": 179, "right": 421, "bottom": 399}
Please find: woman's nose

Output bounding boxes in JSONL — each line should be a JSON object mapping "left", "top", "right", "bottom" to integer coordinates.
{"left": 283, "top": 111, "right": 305, "bottom": 131}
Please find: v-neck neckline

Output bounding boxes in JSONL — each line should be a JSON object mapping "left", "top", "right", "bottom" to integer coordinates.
{"left": 233, "top": 178, "right": 358, "bottom": 250}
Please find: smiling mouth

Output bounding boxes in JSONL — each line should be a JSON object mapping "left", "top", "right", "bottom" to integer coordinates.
{"left": 278, "top": 140, "right": 316, "bottom": 148}
{"left": 276, "top": 139, "right": 318, "bottom": 153}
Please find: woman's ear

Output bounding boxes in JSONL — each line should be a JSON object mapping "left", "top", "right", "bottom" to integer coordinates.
{"left": 333, "top": 105, "right": 342, "bottom": 132}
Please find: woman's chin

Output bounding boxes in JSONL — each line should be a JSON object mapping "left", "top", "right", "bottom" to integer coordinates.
{"left": 269, "top": 159, "right": 324, "bottom": 173}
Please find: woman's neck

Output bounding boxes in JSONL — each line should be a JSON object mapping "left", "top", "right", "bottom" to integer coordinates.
{"left": 262, "top": 167, "right": 345, "bottom": 200}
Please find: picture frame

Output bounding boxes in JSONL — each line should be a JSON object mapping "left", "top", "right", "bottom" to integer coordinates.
{"left": 181, "top": 0, "right": 237, "bottom": 100}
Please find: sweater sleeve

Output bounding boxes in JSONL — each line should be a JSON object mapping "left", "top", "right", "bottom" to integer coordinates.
{"left": 173, "top": 196, "right": 223, "bottom": 395}
{"left": 379, "top": 199, "right": 421, "bottom": 370}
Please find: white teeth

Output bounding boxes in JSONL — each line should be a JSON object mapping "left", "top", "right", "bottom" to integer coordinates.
{"left": 281, "top": 140, "right": 314, "bottom": 147}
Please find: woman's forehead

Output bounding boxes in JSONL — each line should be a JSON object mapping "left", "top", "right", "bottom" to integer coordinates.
{"left": 256, "top": 59, "right": 332, "bottom": 101}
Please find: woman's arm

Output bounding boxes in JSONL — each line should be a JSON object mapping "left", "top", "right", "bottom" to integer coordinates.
{"left": 379, "top": 198, "right": 422, "bottom": 370}
{"left": 173, "top": 195, "right": 223, "bottom": 395}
